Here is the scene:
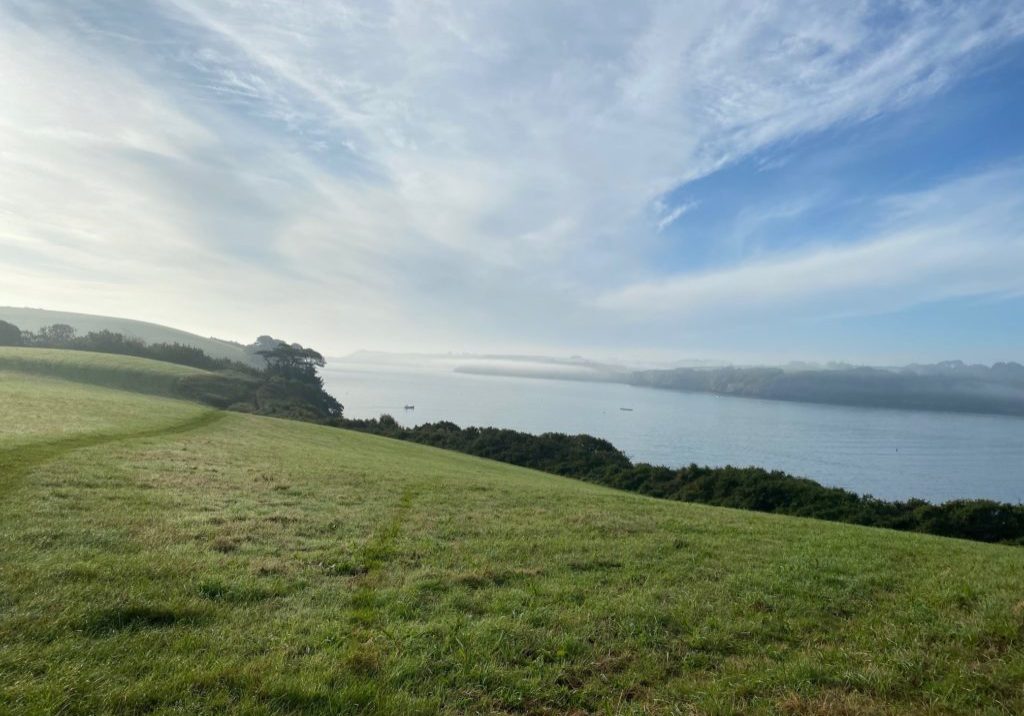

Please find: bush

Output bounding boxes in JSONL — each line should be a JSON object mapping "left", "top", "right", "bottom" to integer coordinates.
{"left": 343, "top": 416, "right": 1024, "bottom": 545}
{"left": 0, "top": 320, "right": 22, "bottom": 346}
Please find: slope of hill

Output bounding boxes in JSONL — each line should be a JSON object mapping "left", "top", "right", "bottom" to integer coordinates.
{"left": 2, "top": 352, "right": 1023, "bottom": 714}
{"left": 0, "top": 347, "right": 260, "bottom": 410}
{"left": 0, "top": 306, "right": 256, "bottom": 365}
{"left": 0, "top": 369, "right": 209, "bottom": 451}
{"left": 0, "top": 346, "right": 205, "bottom": 395}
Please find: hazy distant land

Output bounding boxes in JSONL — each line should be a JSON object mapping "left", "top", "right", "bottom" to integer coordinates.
{"left": 7, "top": 308, "right": 1022, "bottom": 418}
{"left": 337, "top": 351, "right": 1024, "bottom": 418}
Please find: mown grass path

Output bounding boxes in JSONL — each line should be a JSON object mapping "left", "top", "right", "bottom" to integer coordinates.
{"left": 0, "top": 410, "right": 226, "bottom": 496}
{"left": 350, "top": 488, "right": 417, "bottom": 635}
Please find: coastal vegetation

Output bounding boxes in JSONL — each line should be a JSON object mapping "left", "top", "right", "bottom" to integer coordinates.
{"left": 344, "top": 417, "right": 1024, "bottom": 545}
{"left": 5, "top": 319, "right": 1024, "bottom": 546}
{"left": 2, "top": 363, "right": 1024, "bottom": 713}
{"left": 0, "top": 321, "right": 342, "bottom": 422}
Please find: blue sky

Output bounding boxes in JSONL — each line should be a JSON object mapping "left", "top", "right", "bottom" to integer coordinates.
{"left": 1, "top": 1, "right": 1023, "bottom": 364}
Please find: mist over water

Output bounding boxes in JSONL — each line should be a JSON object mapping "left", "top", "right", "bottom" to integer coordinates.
{"left": 324, "top": 365, "right": 1024, "bottom": 504}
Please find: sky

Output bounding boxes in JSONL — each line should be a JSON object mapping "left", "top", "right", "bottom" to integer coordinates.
{"left": 2, "top": 0, "right": 1023, "bottom": 365}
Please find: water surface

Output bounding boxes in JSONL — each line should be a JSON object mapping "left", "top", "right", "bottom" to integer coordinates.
{"left": 324, "top": 366, "right": 1024, "bottom": 504}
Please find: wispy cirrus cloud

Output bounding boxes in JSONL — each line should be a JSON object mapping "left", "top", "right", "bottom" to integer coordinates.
{"left": 597, "top": 165, "right": 1024, "bottom": 322}
{"left": 656, "top": 201, "right": 699, "bottom": 233}
{"left": 0, "top": 0, "right": 1022, "bottom": 357}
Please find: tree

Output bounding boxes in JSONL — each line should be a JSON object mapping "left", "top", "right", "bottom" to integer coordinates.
{"left": 256, "top": 342, "right": 326, "bottom": 383}
{"left": 253, "top": 341, "right": 341, "bottom": 420}
{"left": 0, "top": 320, "right": 22, "bottom": 346}
{"left": 35, "top": 323, "right": 77, "bottom": 346}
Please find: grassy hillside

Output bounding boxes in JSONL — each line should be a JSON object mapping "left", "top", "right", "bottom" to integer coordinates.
{"left": 2, "top": 359, "right": 1023, "bottom": 713}
{"left": 0, "top": 347, "right": 205, "bottom": 396}
{"left": 0, "top": 306, "right": 253, "bottom": 365}
{"left": 0, "top": 371, "right": 207, "bottom": 450}
{"left": 0, "top": 347, "right": 261, "bottom": 411}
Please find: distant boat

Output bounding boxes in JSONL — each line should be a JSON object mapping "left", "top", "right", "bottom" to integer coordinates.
{"left": 404, "top": 405, "right": 415, "bottom": 410}
{"left": 619, "top": 407, "right": 633, "bottom": 412}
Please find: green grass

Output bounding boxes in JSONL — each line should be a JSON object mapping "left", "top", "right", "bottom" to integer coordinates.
{"left": 0, "top": 370, "right": 207, "bottom": 449}
{"left": 0, "top": 347, "right": 205, "bottom": 398}
{"left": 2, "top": 356, "right": 1024, "bottom": 714}
{"left": 0, "top": 347, "right": 258, "bottom": 410}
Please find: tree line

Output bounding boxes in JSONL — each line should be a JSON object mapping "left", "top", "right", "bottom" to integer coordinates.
{"left": 3, "top": 320, "right": 247, "bottom": 372}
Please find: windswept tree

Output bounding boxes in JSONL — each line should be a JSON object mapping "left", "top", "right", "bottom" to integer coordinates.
{"left": 257, "top": 342, "right": 327, "bottom": 383}
{"left": 254, "top": 341, "right": 342, "bottom": 419}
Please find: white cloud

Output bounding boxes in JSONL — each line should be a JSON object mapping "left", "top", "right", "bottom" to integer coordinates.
{"left": 159, "top": 0, "right": 1024, "bottom": 260}
{"left": 656, "top": 201, "right": 698, "bottom": 233}
{"left": 0, "top": 0, "right": 1022, "bottom": 353}
{"left": 597, "top": 166, "right": 1024, "bottom": 322}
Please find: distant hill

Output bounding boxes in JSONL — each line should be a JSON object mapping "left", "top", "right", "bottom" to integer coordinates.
{"left": 353, "top": 345, "right": 1024, "bottom": 418}
{"left": 630, "top": 362, "right": 1024, "bottom": 417}
{"left": 0, "top": 307, "right": 260, "bottom": 367}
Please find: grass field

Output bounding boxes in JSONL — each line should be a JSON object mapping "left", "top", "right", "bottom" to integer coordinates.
{"left": 0, "top": 347, "right": 205, "bottom": 399}
{"left": 0, "top": 371, "right": 206, "bottom": 450}
{"left": 2, "top": 354, "right": 1024, "bottom": 714}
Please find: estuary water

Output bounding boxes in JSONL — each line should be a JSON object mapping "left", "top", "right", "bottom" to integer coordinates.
{"left": 323, "top": 366, "right": 1024, "bottom": 504}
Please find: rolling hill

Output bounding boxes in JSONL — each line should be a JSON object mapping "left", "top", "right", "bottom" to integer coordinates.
{"left": 0, "top": 306, "right": 257, "bottom": 365}
{"left": 2, "top": 348, "right": 1023, "bottom": 714}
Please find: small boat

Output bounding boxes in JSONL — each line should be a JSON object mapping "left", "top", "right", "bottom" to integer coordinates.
{"left": 403, "top": 404, "right": 415, "bottom": 410}
{"left": 619, "top": 407, "right": 633, "bottom": 412}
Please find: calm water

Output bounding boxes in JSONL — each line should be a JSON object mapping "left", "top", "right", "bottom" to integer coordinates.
{"left": 324, "top": 366, "right": 1024, "bottom": 504}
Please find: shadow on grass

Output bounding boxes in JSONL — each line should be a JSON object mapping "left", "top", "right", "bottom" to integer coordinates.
{"left": 82, "top": 605, "right": 208, "bottom": 636}
{"left": 198, "top": 579, "right": 284, "bottom": 604}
